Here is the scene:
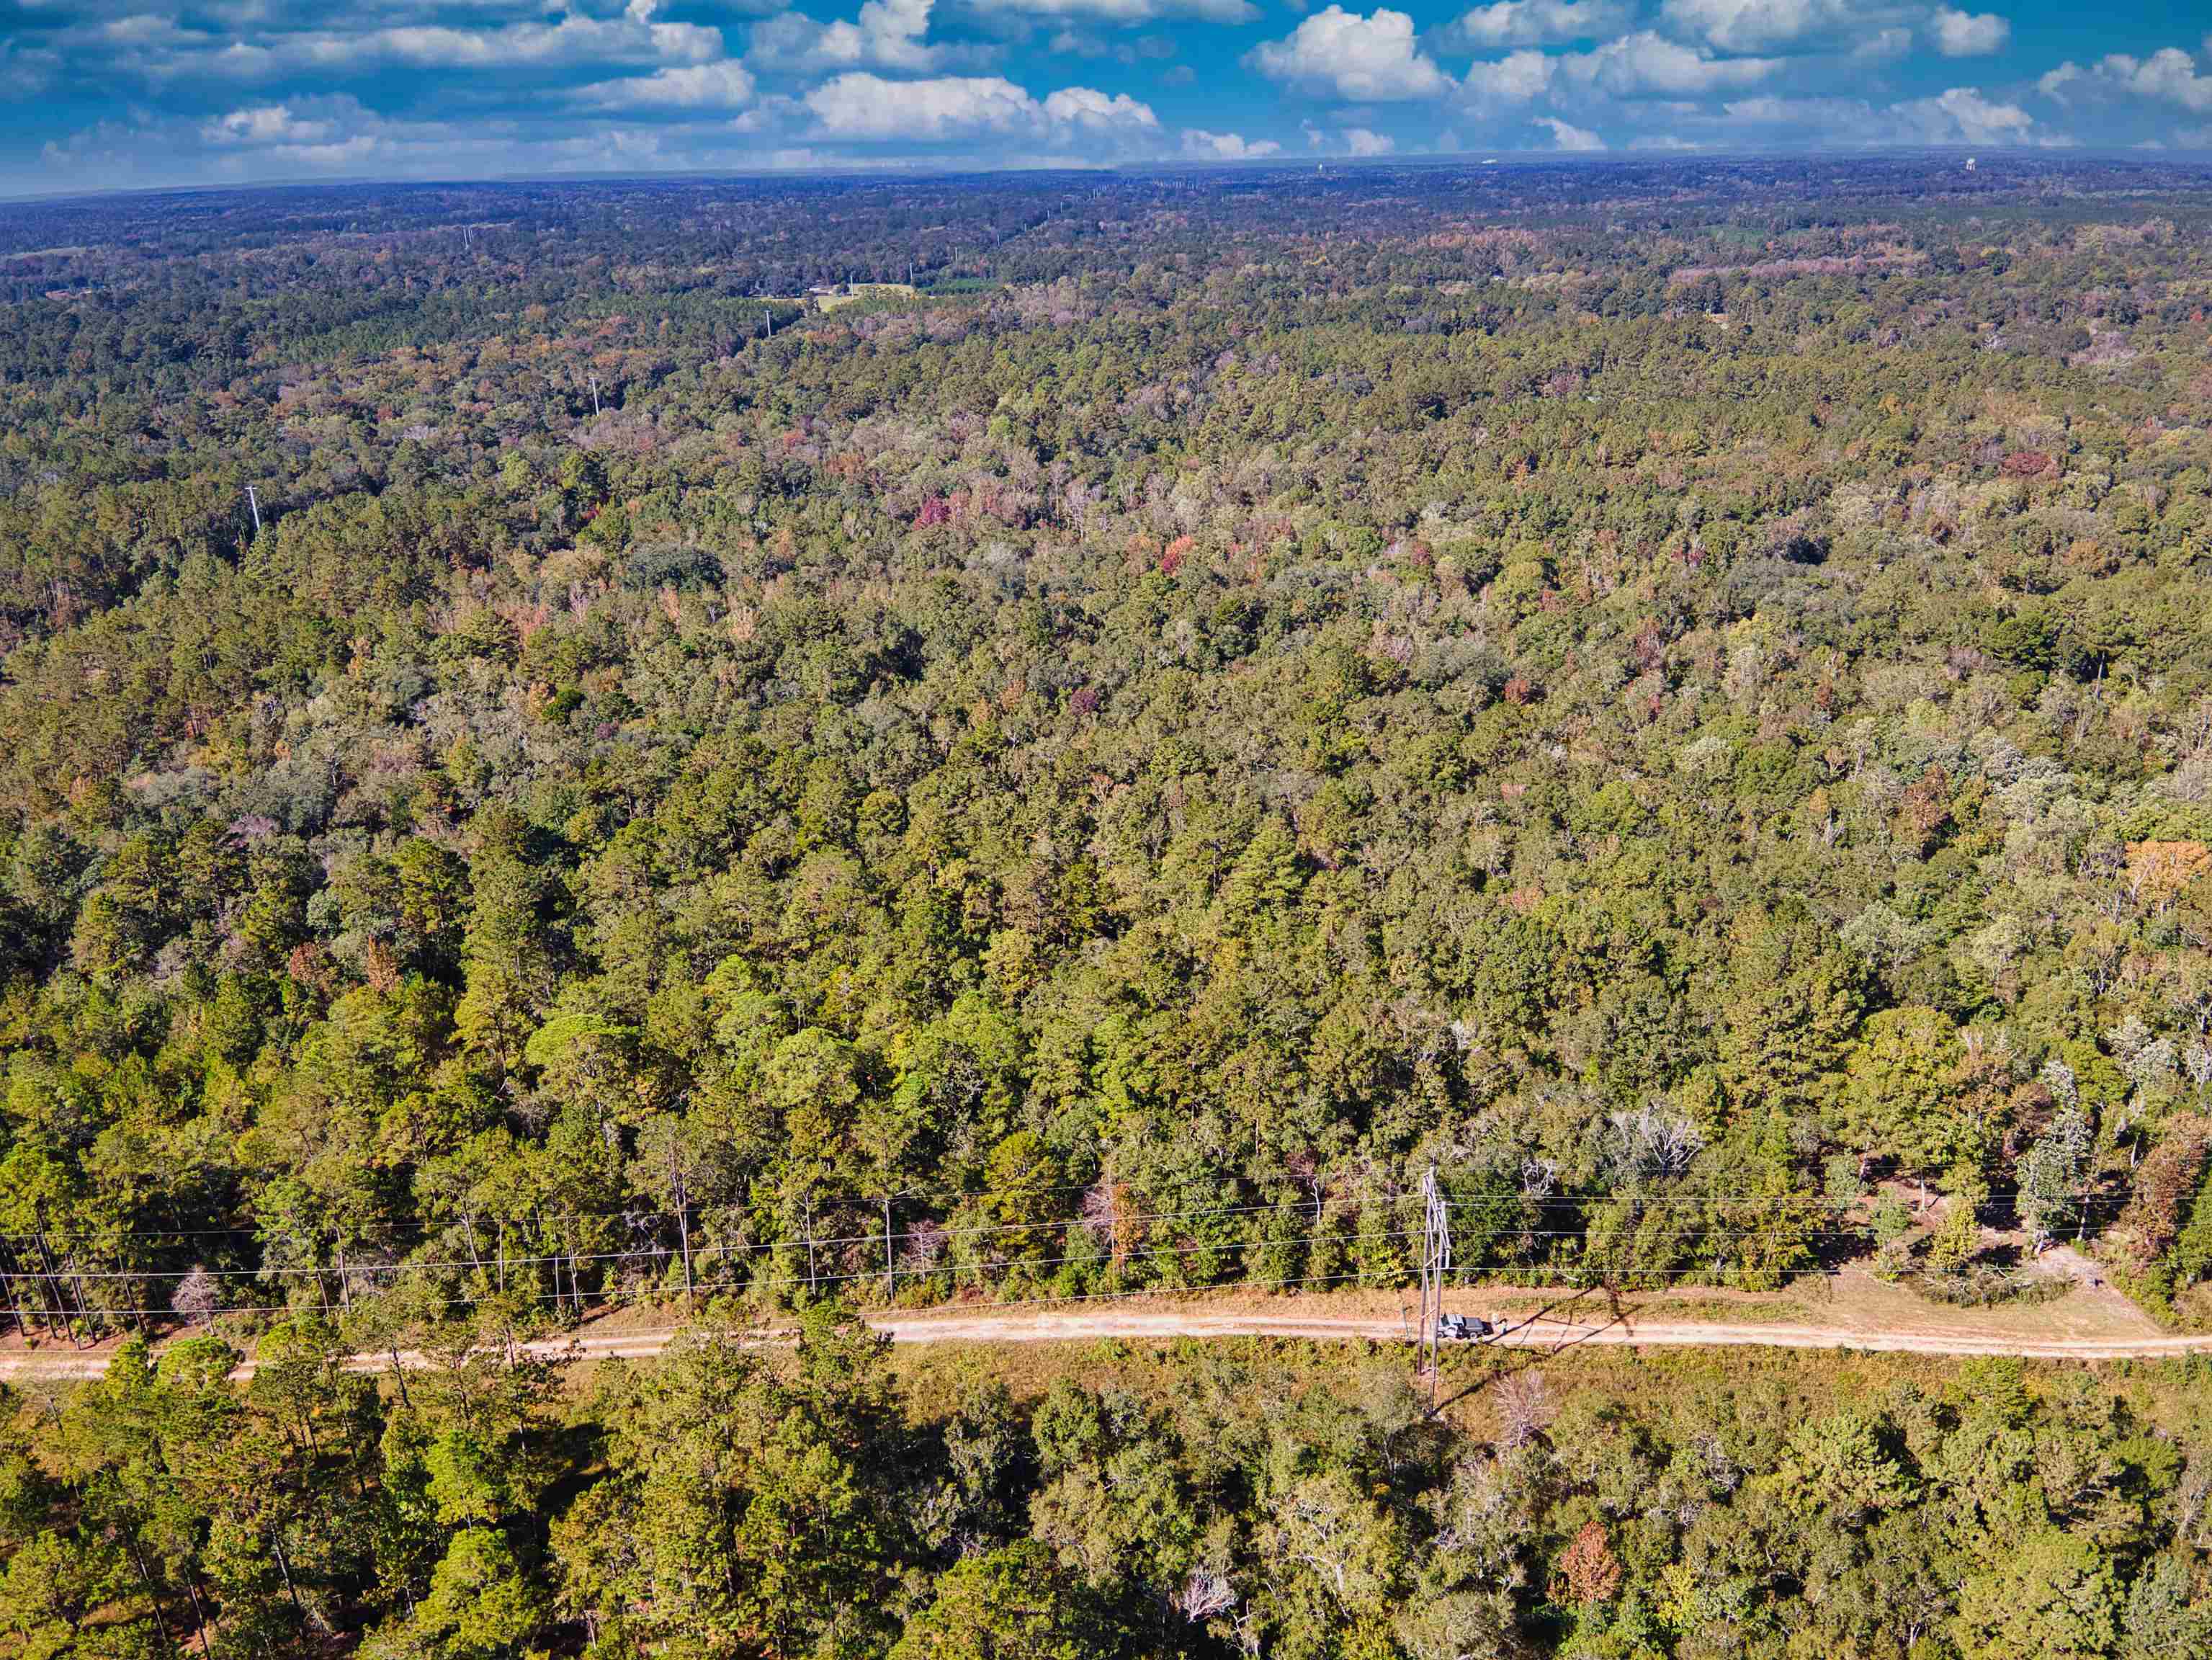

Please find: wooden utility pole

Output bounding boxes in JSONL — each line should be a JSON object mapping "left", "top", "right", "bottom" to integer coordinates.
{"left": 803, "top": 1199, "right": 818, "bottom": 1295}
{"left": 34, "top": 1228, "right": 76, "bottom": 1347}
{"left": 883, "top": 1195, "right": 896, "bottom": 1301}
{"left": 0, "top": 1241, "right": 25, "bottom": 1340}
{"left": 64, "top": 1241, "right": 97, "bottom": 1341}
{"left": 676, "top": 1195, "right": 694, "bottom": 1313}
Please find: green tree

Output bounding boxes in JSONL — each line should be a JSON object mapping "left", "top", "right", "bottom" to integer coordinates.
{"left": 367, "top": 1529, "right": 549, "bottom": 1660}
{"left": 1953, "top": 1527, "right": 2121, "bottom": 1660}
{"left": 1841, "top": 1008, "right": 1982, "bottom": 1177}
{"left": 892, "top": 1541, "right": 1109, "bottom": 1660}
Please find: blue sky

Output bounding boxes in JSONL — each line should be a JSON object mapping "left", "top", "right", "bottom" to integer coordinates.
{"left": 1, "top": 0, "right": 2210, "bottom": 194}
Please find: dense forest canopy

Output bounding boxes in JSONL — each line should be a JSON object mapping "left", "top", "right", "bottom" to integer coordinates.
{"left": 2, "top": 159, "right": 2212, "bottom": 1324}
{"left": 0, "top": 159, "right": 2208, "bottom": 1315}
{"left": 6, "top": 1318, "right": 2212, "bottom": 1659}
{"left": 2, "top": 152, "right": 2212, "bottom": 1657}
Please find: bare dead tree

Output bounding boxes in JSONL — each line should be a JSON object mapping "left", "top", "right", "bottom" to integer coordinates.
{"left": 172, "top": 1264, "right": 220, "bottom": 1329}
{"left": 1494, "top": 1370, "right": 1554, "bottom": 1450}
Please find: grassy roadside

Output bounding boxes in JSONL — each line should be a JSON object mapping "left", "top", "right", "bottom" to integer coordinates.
{"left": 885, "top": 1329, "right": 2212, "bottom": 1447}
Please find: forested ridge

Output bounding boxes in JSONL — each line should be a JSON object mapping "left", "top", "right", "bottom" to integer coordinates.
{"left": 0, "top": 154, "right": 2211, "bottom": 1654}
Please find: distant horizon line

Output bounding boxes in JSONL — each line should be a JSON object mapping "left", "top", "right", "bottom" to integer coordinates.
{"left": 7, "top": 143, "right": 2212, "bottom": 210}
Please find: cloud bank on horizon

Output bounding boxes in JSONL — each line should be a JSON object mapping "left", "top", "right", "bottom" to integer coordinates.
{"left": 1, "top": 0, "right": 2208, "bottom": 192}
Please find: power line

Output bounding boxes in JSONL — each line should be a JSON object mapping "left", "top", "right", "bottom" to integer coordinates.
{"left": 0, "top": 1226, "right": 1423, "bottom": 1320}
{"left": 0, "top": 1236, "right": 2061, "bottom": 1329}
{"left": 26, "top": 1231, "right": 1424, "bottom": 1310}
{"left": 0, "top": 1187, "right": 2127, "bottom": 1251}
{"left": 0, "top": 1195, "right": 1327, "bottom": 1254}
{"left": 12, "top": 1212, "right": 1964, "bottom": 1288}
{"left": 12, "top": 1221, "right": 1955, "bottom": 1328}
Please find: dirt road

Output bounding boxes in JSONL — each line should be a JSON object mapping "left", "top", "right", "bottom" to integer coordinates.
{"left": 3, "top": 1292, "right": 2208, "bottom": 1384}
{"left": 867, "top": 1303, "right": 2212, "bottom": 1362}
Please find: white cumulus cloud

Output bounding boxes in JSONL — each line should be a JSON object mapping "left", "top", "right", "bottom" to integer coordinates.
{"left": 205, "top": 103, "right": 339, "bottom": 146}
{"left": 1931, "top": 8, "right": 2007, "bottom": 58}
{"left": 805, "top": 71, "right": 1155, "bottom": 140}
{"left": 2093, "top": 48, "right": 2212, "bottom": 113}
{"left": 1659, "top": 0, "right": 1861, "bottom": 53}
{"left": 1454, "top": 0, "right": 1629, "bottom": 48}
{"left": 198, "top": 94, "right": 395, "bottom": 169}
{"left": 1248, "top": 7, "right": 1452, "bottom": 101}
{"left": 1461, "top": 49, "right": 1556, "bottom": 109}
{"left": 1534, "top": 114, "right": 1603, "bottom": 148}
{"left": 2037, "top": 61, "right": 2082, "bottom": 102}
{"left": 2037, "top": 49, "right": 2212, "bottom": 115}
{"left": 1895, "top": 85, "right": 2039, "bottom": 144}
{"left": 1041, "top": 85, "right": 1159, "bottom": 128}
{"left": 1183, "top": 128, "right": 1281, "bottom": 157}
{"left": 1721, "top": 93, "right": 1870, "bottom": 127}
{"left": 1564, "top": 30, "right": 1777, "bottom": 95}
{"left": 751, "top": 0, "right": 942, "bottom": 74}
{"left": 807, "top": 72, "right": 1039, "bottom": 135}
{"left": 1719, "top": 85, "right": 2058, "bottom": 148}
{"left": 964, "top": 0, "right": 1257, "bottom": 21}
{"left": 578, "top": 60, "right": 757, "bottom": 109}
{"left": 1345, "top": 125, "right": 1394, "bottom": 153}
{"left": 296, "top": 12, "right": 722, "bottom": 73}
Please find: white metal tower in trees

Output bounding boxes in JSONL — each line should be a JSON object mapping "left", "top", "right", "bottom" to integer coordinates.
{"left": 1416, "top": 1166, "right": 1452, "bottom": 1402}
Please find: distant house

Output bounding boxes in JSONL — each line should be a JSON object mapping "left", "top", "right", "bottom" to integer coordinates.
{"left": 808, "top": 280, "right": 918, "bottom": 313}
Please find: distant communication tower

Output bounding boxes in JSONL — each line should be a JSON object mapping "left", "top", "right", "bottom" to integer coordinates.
{"left": 245, "top": 485, "right": 262, "bottom": 534}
